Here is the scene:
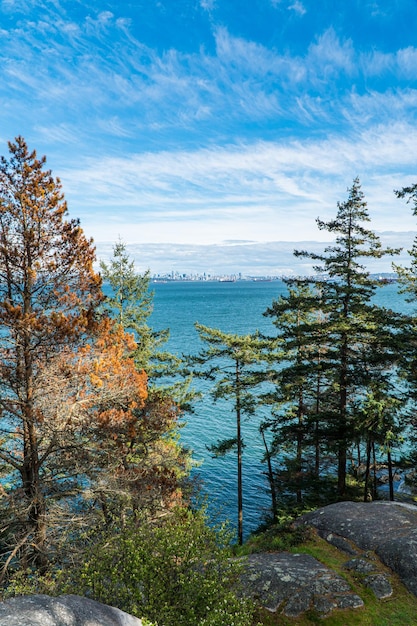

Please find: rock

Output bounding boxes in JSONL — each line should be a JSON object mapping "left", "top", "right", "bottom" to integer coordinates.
{"left": 284, "top": 587, "right": 312, "bottom": 617}
{"left": 0, "top": 594, "right": 143, "bottom": 626}
{"left": 240, "top": 552, "right": 363, "bottom": 618}
{"left": 344, "top": 557, "right": 376, "bottom": 574}
{"left": 299, "top": 501, "right": 417, "bottom": 595}
{"left": 364, "top": 574, "right": 393, "bottom": 599}
{"left": 323, "top": 533, "right": 359, "bottom": 555}
{"left": 343, "top": 553, "right": 393, "bottom": 598}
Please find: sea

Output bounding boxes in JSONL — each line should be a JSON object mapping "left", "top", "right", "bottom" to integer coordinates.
{"left": 149, "top": 279, "right": 414, "bottom": 539}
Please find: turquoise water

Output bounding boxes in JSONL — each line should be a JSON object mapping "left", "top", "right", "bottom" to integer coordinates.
{"left": 149, "top": 280, "right": 412, "bottom": 537}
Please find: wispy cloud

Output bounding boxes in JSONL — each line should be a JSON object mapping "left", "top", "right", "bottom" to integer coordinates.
{"left": 270, "top": 0, "right": 306, "bottom": 15}
{"left": 2, "top": 9, "right": 416, "bottom": 154}
{"left": 58, "top": 120, "right": 417, "bottom": 245}
{"left": 200, "top": 0, "right": 216, "bottom": 11}
{"left": 288, "top": 1, "right": 306, "bottom": 16}
{"left": 307, "top": 29, "right": 355, "bottom": 78}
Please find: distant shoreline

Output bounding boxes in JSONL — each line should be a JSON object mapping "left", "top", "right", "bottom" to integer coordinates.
{"left": 149, "top": 273, "right": 398, "bottom": 284}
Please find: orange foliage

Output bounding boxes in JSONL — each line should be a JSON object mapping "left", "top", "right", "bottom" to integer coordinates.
{"left": 63, "top": 318, "right": 148, "bottom": 432}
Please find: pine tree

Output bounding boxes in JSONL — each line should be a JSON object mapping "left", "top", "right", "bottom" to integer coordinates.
{"left": 295, "top": 178, "right": 400, "bottom": 496}
{"left": 99, "top": 241, "right": 194, "bottom": 516}
{"left": 190, "top": 324, "right": 272, "bottom": 545}
{"left": 100, "top": 240, "right": 193, "bottom": 404}
{"left": 0, "top": 137, "right": 103, "bottom": 570}
{"left": 263, "top": 279, "right": 334, "bottom": 508}
{"left": 394, "top": 183, "right": 417, "bottom": 299}
{"left": 100, "top": 239, "right": 166, "bottom": 371}
{"left": 392, "top": 183, "right": 417, "bottom": 483}
{"left": 0, "top": 139, "right": 150, "bottom": 577}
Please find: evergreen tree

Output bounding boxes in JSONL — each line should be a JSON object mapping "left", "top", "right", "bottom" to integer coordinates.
{"left": 295, "top": 178, "right": 400, "bottom": 496}
{"left": 356, "top": 386, "right": 404, "bottom": 501}
{"left": 99, "top": 241, "right": 194, "bottom": 516}
{"left": 190, "top": 324, "right": 272, "bottom": 545}
{"left": 394, "top": 183, "right": 417, "bottom": 298}
{"left": 100, "top": 240, "right": 193, "bottom": 405}
{"left": 263, "top": 279, "right": 335, "bottom": 508}
{"left": 392, "top": 183, "right": 417, "bottom": 481}
{"left": 100, "top": 240, "right": 167, "bottom": 372}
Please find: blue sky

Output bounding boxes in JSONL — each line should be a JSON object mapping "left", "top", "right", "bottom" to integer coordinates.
{"left": 1, "top": 0, "right": 417, "bottom": 274}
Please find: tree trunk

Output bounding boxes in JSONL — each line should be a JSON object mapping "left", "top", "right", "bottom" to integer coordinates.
{"left": 364, "top": 437, "right": 371, "bottom": 502}
{"left": 236, "top": 361, "right": 243, "bottom": 546}
{"left": 387, "top": 448, "right": 394, "bottom": 502}
{"left": 21, "top": 447, "right": 48, "bottom": 572}
{"left": 372, "top": 441, "right": 378, "bottom": 500}
{"left": 260, "top": 426, "right": 278, "bottom": 521}
{"left": 338, "top": 340, "right": 348, "bottom": 497}
{"left": 296, "top": 393, "right": 303, "bottom": 504}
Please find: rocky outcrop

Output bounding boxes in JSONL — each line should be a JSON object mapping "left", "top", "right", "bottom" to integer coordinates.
{"left": 241, "top": 500, "right": 417, "bottom": 618}
{"left": 299, "top": 501, "right": 417, "bottom": 596}
{"left": 0, "top": 594, "right": 143, "bottom": 626}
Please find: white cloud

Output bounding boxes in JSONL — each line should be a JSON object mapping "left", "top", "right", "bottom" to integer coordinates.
{"left": 307, "top": 28, "right": 355, "bottom": 77}
{"left": 288, "top": 1, "right": 306, "bottom": 16}
{"left": 34, "top": 123, "right": 81, "bottom": 144}
{"left": 397, "top": 46, "right": 417, "bottom": 79}
{"left": 2, "top": 0, "right": 417, "bottom": 273}
{"left": 200, "top": 0, "right": 216, "bottom": 10}
{"left": 4, "top": 9, "right": 416, "bottom": 153}
{"left": 270, "top": 0, "right": 306, "bottom": 14}
{"left": 58, "top": 121, "right": 417, "bottom": 247}
{"left": 85, "top": 10, "right": 115, "bottom": 36}
{"left": 358, "top": 45, "right": 417, "bottom": 81}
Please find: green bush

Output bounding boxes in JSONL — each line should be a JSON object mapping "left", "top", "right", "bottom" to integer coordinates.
{"left": 1, "top": 570, "right": 61, "bottom": 600}
{"left": 72, "top": 507, "right": 255, "bottom": 626}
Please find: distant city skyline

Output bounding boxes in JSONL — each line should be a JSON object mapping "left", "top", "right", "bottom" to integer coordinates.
{"left": 2, "top": 1, "right": 417, "bottom": 257}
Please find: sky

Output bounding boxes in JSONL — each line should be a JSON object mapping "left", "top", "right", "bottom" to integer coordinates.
{"left": 1, "top": 0, "right": 417, "bottom": 275}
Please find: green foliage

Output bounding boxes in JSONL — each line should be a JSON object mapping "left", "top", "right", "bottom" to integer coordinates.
{"left": 262, "top": 279, "right": 334, "bottom": 510}
{"left": 71, "top": 507, "right": 255, "bottom": 626}
{"left": 97, "top": 239, "right": 196, "bottom": 517}
{"left": 237, "top": 516, "right": 313, "bottom": 555}
{"left": 208, "top": 436, "right": 239, "bottom": 456}
{"left": 1, "top": 570, "right": 61, "bottom": 600}
{"left": 100, "top": 239, "right": 195, "bottom": 409}
{"left": 292, "top": 178, "right": 402, "bottom": 497}
{"left": 100, "top": 239, "right": 167, "bottom": 371}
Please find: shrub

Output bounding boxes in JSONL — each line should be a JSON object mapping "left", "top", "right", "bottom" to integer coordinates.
{"left": 72, "top": 507, "right": 255, "bottom": 626}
